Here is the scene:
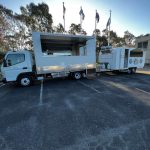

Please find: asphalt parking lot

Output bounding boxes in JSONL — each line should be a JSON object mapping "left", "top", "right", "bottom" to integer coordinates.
{"left": 0, "top": 73, "right": 150, "bottom": 150}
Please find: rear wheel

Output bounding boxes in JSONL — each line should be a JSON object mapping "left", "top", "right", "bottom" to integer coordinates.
{"left": 127, "top": 68, "right": 132, "bottom": 74}
{"left": 132, "top": 68, "right": 136, "bottom": 74}
{"left": 127, "top": 68, "right": 136, "bottom": 74}
{"left": 73, "top": 72, "right": 81, "bottom": 80}
{"left": 18, "top": 75, "right": 32, "bottom": 87}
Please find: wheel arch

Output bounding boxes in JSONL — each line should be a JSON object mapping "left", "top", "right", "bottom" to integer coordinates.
{"left": 16, "top": 72, "right": 36, "bottom": 81}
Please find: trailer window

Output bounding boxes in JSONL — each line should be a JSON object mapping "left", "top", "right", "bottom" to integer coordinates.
{"left": 100, "top": 50, "right": 111, "bottom": 54}
{"left": 6, "top": 54, "right": 25, "bottom": 66}
{"left": 130, "top": 49, "right": 143, "bottom": 57}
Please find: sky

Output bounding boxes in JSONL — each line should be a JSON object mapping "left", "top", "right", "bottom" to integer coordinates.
{"left": 1, "top": 0, "right": 150, "bottom": 37}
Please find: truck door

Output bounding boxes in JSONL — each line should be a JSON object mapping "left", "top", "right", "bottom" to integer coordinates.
{"left": 3, "top": 53, "right": 27, "bottom": 81}
{"left": 124, "top": 49, "right": 129, "bottom": 68}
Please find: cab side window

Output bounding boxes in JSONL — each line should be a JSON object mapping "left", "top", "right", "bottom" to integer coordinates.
{"left": 6, "top": 54, "right": 25, "bottom": 66}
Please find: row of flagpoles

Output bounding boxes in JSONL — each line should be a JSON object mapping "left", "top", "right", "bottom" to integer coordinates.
{"left": 63, "top": 2, "right": 111, "bottom": 34}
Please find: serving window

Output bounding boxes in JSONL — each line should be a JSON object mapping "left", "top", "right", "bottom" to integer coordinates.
{"left": 40, "top": 35, "right": 87, "bottom": 56}
{"left": 130, "top": 49, "right": 143, "bottom": 57}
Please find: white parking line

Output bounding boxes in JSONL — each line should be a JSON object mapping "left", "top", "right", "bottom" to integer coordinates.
{"left": 135, "top": 88, "right": 150, "bottom": 95}
{"left": 39, "top": 80, "right": 43, "bottom": 105}
{"left": 0, "top": 83, "right": 5, "bottom": 88}
{"left": 78, "top": 81, "right": 102, "bottom": 94}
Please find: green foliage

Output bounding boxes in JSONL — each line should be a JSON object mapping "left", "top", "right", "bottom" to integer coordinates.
{"left": 0, "top": 5, "right": 12, "bottom": 50}
{"left": 124, "top": 30, "right": 135, "bottom": 46}
{"left": 96, "top": 36, "right": 108, "bottom": 47}
{"left": 68, "top": 23, "right": 86, "bottom": 35}
{"left": 19, "top": 2, "right": 53, "bottom": 32}
{"left": 68, "top": 23, "right": 81, "bottom": 35}
{"left": 93, "top": 29, "right": 101, "bottom": 36}
{"left": 55, "top": 23, "right": 64, "bottom": 33}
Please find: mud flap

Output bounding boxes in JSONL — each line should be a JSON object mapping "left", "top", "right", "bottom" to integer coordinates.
{"left": 86, "top": 69, "right": 96, "bottom": 79}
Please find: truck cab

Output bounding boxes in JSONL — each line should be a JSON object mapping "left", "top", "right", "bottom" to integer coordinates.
{"left": 1, "top": 50, "right": 34, "bottom": 86}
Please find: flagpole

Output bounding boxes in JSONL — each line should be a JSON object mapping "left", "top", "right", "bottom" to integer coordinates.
{"left": 64, "top": 17, "right": 65, "bottom": 32}
{"left": 95, "top": 10, "right": 97, "bottom": 34}
{"left": 108, "top": 10, "right": 111, "bottom": 46}
{"left": 63, "top": 2, "right": 65, "bottom": 32}
{"left": 80, "top": 6, "right": 82, "bottom": 29}
{"left": 80, "top": 15, "right": 82, "bottom": 29}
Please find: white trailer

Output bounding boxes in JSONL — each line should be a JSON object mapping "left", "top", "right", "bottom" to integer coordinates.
{"left": 1, "top": 32, "right": 96, "bottom": 86}
{"left": 97, "top": 46, "right": 145, "bottom": 74}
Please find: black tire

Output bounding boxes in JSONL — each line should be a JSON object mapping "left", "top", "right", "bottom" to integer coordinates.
{"left": 73, "top": 72, "right": 81, "bottom": 80}
{"left": 132, "top": 68, "right": 136, "bottom": 74}
{"left": 18, "top": 75, "right": 32, "bottom": 87}
{"left": 127, "top": 68, "right": 133, "bottom": 74}
{"left": 113, "top": 70, "right": 120, "bottom": 74}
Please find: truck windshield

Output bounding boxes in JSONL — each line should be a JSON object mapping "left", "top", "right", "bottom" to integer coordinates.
{"left": 5, "top": 54, "right": 25, "bottom": 67}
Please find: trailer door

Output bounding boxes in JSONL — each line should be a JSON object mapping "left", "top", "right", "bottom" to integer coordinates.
{"left": 124, "top": 49, "right": 129, "bottom": 68}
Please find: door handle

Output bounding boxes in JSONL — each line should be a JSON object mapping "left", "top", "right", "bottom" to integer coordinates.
{"left": 22, "top": 67, "right": 27, "bottom": 69}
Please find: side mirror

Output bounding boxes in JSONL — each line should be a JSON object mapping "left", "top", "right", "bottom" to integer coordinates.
{"left": 3, "top": 59, "right": 7, "bottom": 67}
{"left": 7, "top": 59, "right": 12, "bottom": 66}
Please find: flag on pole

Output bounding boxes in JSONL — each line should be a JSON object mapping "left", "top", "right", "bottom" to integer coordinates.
{"left": 95, "top": 10, "right": 100, "bottom": 23}
{"left": 79, "top": 7, "right": 85, "bottom": 20}
{"left": 63, "top": 2, "right": 66, "bottom": 19}
{"left": 106, "top": 17, "right": 111, "bottom": 28}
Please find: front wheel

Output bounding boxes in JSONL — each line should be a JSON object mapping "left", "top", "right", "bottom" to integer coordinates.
{"left": 18, "top": 75, "right": 32, "bottom": 87}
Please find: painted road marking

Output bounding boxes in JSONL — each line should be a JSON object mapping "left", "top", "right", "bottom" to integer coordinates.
{"left": 135, "top": 88, "right": 150, "bottom": 95}
{"left": 0, "top": 84, "right": 5, "bottom": 88}
{"left": 98, "top": 78, "right": 150, "bottom": 95}
{"left": 78, "top": 81, "right": 102, "bottom": 94}
{"left": 39, "top": 80, "right": 43, "bottom": 105}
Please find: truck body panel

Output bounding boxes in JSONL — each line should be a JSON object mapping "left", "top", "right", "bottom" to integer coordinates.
{"left": 98, "top": 47, "right": 145, "bottom": 72}
{"left": 32, "top": 32, "right": 96, "bottom": 75}
{"left": 1, "top": 32, "right": 96, "bottom": 85}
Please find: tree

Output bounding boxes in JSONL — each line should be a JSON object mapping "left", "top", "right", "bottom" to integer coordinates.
{"left": 14, "top": 2, "right": 54, "bottom": 49}
{"left": 93, "top": 29, "right": 101, "bottom": 36}
{"left": 0, "top": 15, "right": 9, "bottom": 50}
{"left": 0, "top": 5, "right": 15, "bottom": 51}
{"left": 55, "top": 23, "right": 64, "bottom": 33}
{"left": 97, "top": 36, "right": 108, "bottom": 47}
{"left": 102, "top": 29, "right": 126, "bottom": 47}
{"left": 124, "top": 30, "right": 135, "bottom": 46}
{"left": 68, "top": 23, "right": 81, "bottom": 35}
{"left": 68, "top": 23, "right": 86, "bottom": 35}
{"left": 109, "top": 31, "right": 125, "bottom": 46}
{"left": 19, "top": 2, "right": 53, "bottom": 33}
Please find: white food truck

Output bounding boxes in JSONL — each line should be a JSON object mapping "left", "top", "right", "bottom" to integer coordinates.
{"left": 0, "top": 32, "right": 146, "bottom": 87}
{"left": 1, "top": 32, "right": 96, "bottom": 86}
{"left": 97, "top": 46, "right": 145, "bottom": 74}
